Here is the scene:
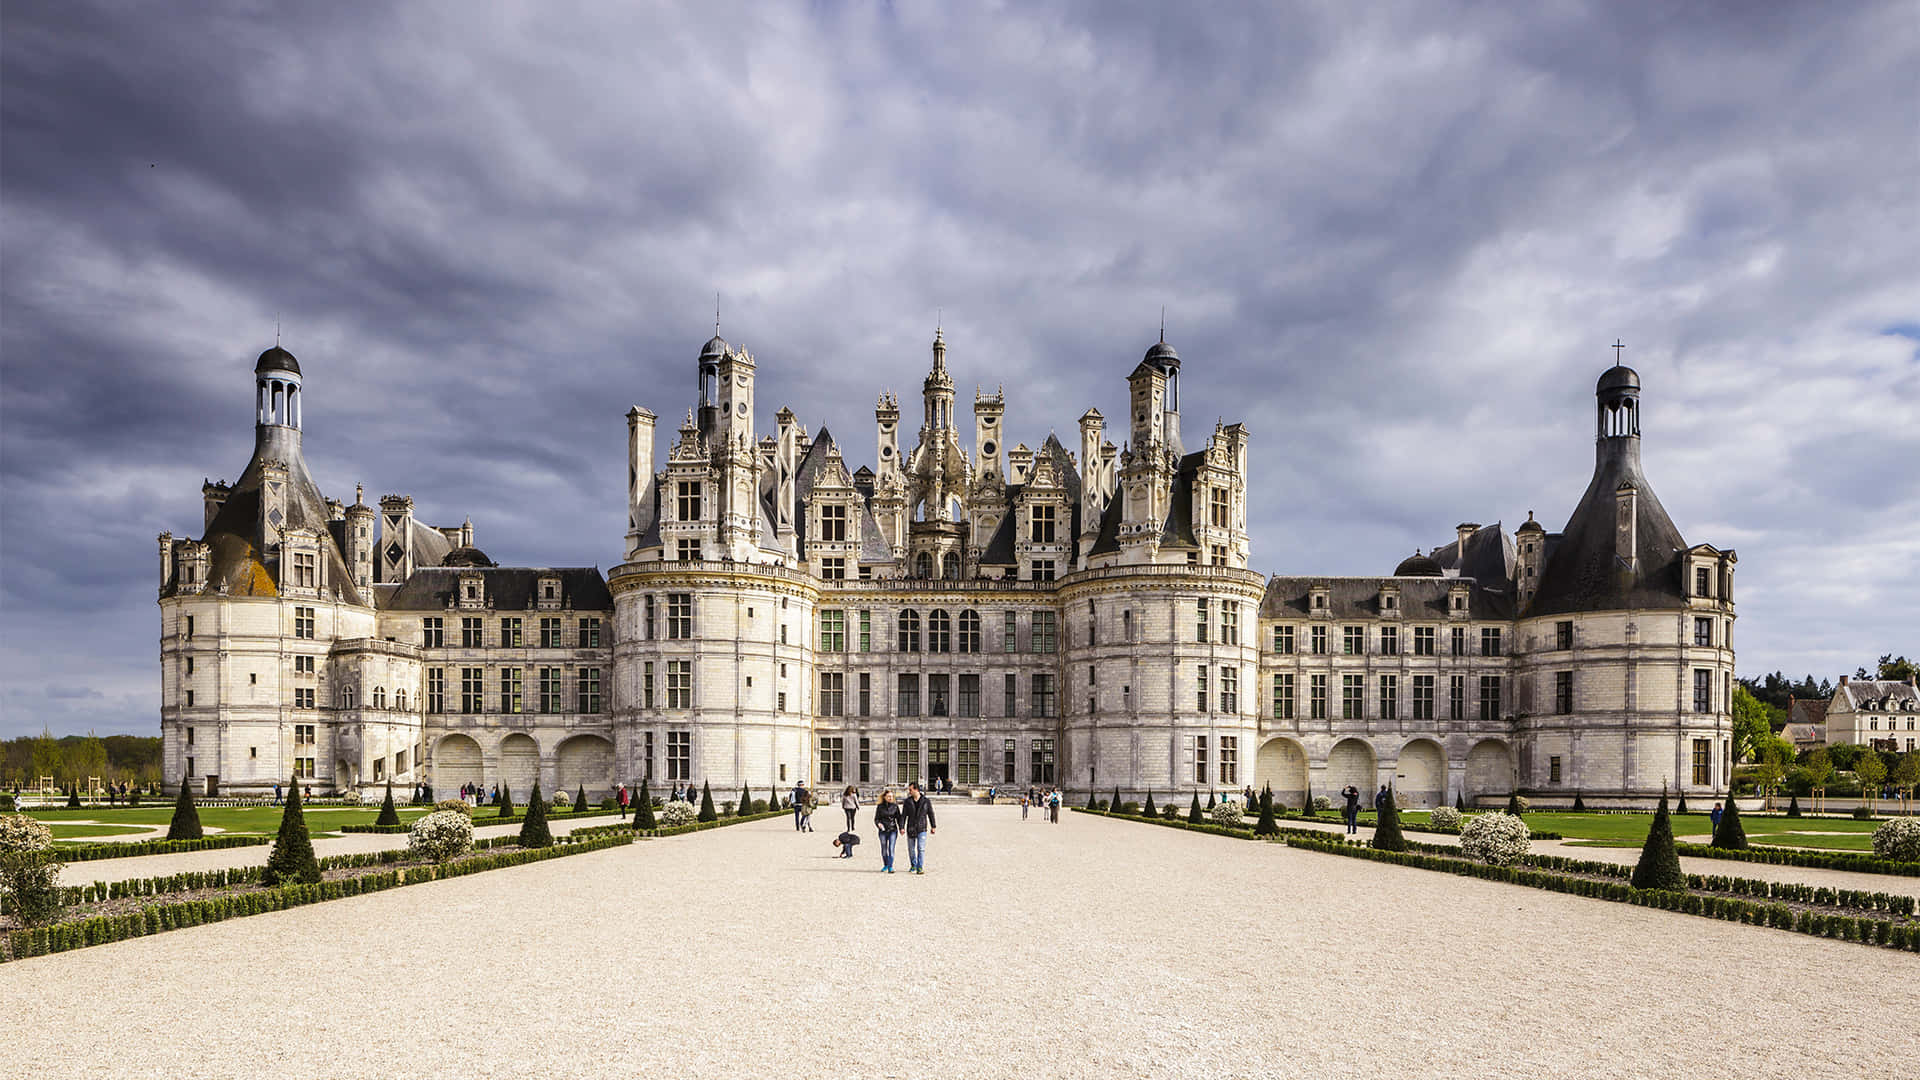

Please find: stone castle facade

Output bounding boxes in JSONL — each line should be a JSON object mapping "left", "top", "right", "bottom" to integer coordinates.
{"left": 158, "top": 330, "right": 1737, "bottom": 807}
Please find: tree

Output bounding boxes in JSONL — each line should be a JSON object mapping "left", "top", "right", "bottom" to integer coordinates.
{"left": 1085, "top": 790, "right": 1099, "bottom": 811}
{"left": 1876, "top": 654, "right": 1917, "bottom": 682}
{"left": 1786, "top": 793, "right": 1802, "bottom": 818}
{"left": 1805, "top": 748, "right": 1834, "bottom": 813}
{"left": 375, "top": 782, "right": 400, "bottom": 828}
{"left": 261, "top": 777, "right": 321, "bottom": 886}
{"left": 1856, "top": 751, "right": 1887, "bottom": 813}
{"left": 1454, "top": 792, "right": 1465, "bottom": 811}
{"left": 1730, "top": 685, "right": 1776, "bottom": 763}
{"left": 1110, "top": 786, "right": 1121, "bottom": 814}
{"left": 519, "top": 781, "right": 553, "bottom": 848}
{"left": 498, "top": 786, "right": 515, "bottom": 818}
{"left": 575, "top": 784, "right": 588, "bottom": 814}
{"left": 1370, "top": 787, "right": 1407, "bottom": 851}
{"left": 1252, "top": 791, "right": 1278, "bottom": 837}
{"left": 1142, "top": 790, "right": 1157, "bottom": 818}
{"left": 697, "top": 780, "right": 717, "bottom": 822}
{"left": 1630, "top": 794, "right": 1686, "bottom": 891}
{"left": 1206, "top": 791, "right": 1216, "bottom": 810}
{"left": 632, "top": 779, "right": 657, "bottom": 831}
{"left": 1893, "top": 753, "right": 1920, "bottom": 811}
{"left": 1188, "top": 794, "right": 1202, "bottom": 824}
{"left": 1506, "top": 793, "right": 1525, "bottom": 815}
{"left": 66, "top": 783, "right": 81, "bottom": 809}
{"left": 1675, "top": 791, "right": 1689, "bottom": 815}
{"left": 29, "top": 727, "right": 63, "bottom": 785}
{"left": 738, "top": 782, "right": 753, "bottom": 817}
{"left": 1572, "top": 792, "right": 1587, "bottom": 812}
{"left": 1710, "top": 794, "right": 1748, "bottom": 850}
{"left": 1302, "top": 783, "right": 1316, "bottom": 818}
{"left": 166, "top": 774, "right": 202, "bottom": 841}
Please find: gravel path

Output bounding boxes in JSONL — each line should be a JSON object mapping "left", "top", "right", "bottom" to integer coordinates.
{"left": 7, "top": 805, "right": 1915, "bottom": 1078}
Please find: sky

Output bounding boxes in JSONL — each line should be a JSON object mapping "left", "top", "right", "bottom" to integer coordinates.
{"left": 2, "top": 1, "right": 1915, "bottom": 739}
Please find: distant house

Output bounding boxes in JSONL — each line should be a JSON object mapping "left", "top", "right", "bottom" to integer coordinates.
{"left": 1824, "top": 676, "right": 1920, "bottom": 753}
{"left": 1783, "top": 697, "right": 1828, "bottom": 750}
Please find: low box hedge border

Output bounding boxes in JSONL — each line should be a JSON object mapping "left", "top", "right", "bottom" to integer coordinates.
{"left": 1075, "top": 808, "right": 1919, "bottom": 952}
{"left": 52, "top": 835, "right": 270, "bottom": 862}
{"left": 1670, "top": 840, "right": 1920, "bottom": 878}
{"left": 2, "top": 832, "right": 635, "bottom": 962}
{"left": 639, "top": 808, "right": 793, "bottom": 837}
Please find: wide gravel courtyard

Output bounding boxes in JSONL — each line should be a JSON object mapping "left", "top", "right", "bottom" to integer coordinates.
{"left": 6, "top": 803, "right": 1916, "bottom": 1078}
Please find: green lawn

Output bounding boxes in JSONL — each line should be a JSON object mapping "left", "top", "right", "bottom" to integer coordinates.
{"left": 1745, "top": 832, "right": 1877, "bottom": 852}
{"left": 30, "top": 804, "right": 430, "bottom": 838}
{"left": 44, "top": 822, "right": 156, "bottom": 840}
{"left": 1521, "top": 812, "right": 1885, "bottom": 849}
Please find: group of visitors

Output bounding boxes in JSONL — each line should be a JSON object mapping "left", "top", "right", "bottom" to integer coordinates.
{"left": 818, "top": 783, "right": 938, "bottom": 874}
{"left": 456, "top": 782, "right": 503, "bottom": 805}
{"left": 1018, "top": 787, "right": 1063, "bottom": 823}
{"left": 1340, "top": 784, "right": 1395, "bottom": 834}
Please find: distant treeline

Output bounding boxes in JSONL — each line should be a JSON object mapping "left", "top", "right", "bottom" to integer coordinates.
{"left": 2, "top": 731, "right": 163, "bottom": 789}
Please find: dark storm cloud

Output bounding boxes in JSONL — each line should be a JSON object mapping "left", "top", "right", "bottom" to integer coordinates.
{"left": 2, "top": 0, "right": 1914, "bottom": 736}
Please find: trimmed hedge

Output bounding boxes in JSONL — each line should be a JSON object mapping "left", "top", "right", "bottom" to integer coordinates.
{"left": 55, "top": 835, "right": 268, "bottom": 863}
{"left": 636, "top": 808, "right": 792, "bottom": 837}
{"left": 1671, "top": 840, "right": 1920, "bottom": 878}
{"left": 2, "top": 832, "right": 635, "bottom": 962}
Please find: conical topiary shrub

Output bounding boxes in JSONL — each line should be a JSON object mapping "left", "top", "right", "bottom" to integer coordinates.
{"left": 1505, "top": 793, "right": 1525, "bottom": 815}
{"left": 262, "top": 777, "right": 321, "bottom": 886}
{"left": 738, "top": 783, "right": 753, "bottom": 817}
{"left": 67, "top": 784, "right": 82, "bottom": 809}
{"left": 1676, "top": 792, "right": 1689, "bottom": 815}
{"left": 1111, "top": 787, "right": 1122, "bottom": 814}
{"left": 166, "top": 774, "right": 203, "bottom": 841}
{"left": 1301, "top": 784, "right": 1315, "bottom": 818}
{"left": 1206, "top": 792, "right": 1216, "bottom": 810}
{"left": 1188, "top": 794, "right": 1202, "bottom": 824}
{"left": 498, "top": 786, "right": 514, "bottom": 818}
{"left": 632, "top": 779, "right": 656, "bottom": 831}
{"left": 1711, "top": 796, "right": 1749, "bottom": 850}
{"left": 519, "top": 781, "right": 553, "bottom": 848}
{"left": 1455, "top": 792, "right": 1465, "bottom": 811}
{"left": 1142, "top": 790, "right": 1157, "bottom": 818}
{"left": 1786, "top": 793, "right": 1802, "bottom": 818}
{"left": 1253, "top": 792, "right": 1279, "bottom": 837}
{"left": 1370, "top": 787, "right": 1407, "bottom": 851}
{"left": 1086, "top": 790, "right": 1099, "bottom": 811}
{"left": 375, "top": 782, "right": 401, "bottom": 828}
{"left": 697, "top": 780, "right": 717, "bottom": 822}
{"left": 1572, "top": 792, "right": 1587, "bottom": 813}
{"left": 1631, "top": 794, "right": 1686, "bottom": 891}
{"left": 576, "top": 784, "right": 588, "bottom": 814}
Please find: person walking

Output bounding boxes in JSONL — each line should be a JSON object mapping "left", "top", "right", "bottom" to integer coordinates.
{"left": 1374, "top": 785, "right": 1390, "bottom": 819}
{"left": 1342, "top": 785, "right": 1361, "bottom": 835}
{"left": 801, "top": 786, "right": 819, "bottom": 833}
{"left": 1020, "top": 794, "right": 1030, "bottom": 821}
{"left": 874, "top": 789, "right": 904, "bottom": 873}
{"left": 901, "top": 781, "right": 937, "bottom": 874}
{"left": 1049, "top": 788, "right": 1061, "bottom": 823}
{"left": 841, "top": 785, "right": 860, "bottom": 833}
{"left": 1710, "top": 802, "right": 1723, "bottom": 829}
{"left": 791, "top": 780, "right": 809, "bottom": 831}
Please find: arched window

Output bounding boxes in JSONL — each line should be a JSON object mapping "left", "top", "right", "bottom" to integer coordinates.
{"left": 915, "top": 551, "right": 934, "bottom": 578}
{"left": 928, "top": 609, "right": 952, "bottom": 653}
{"left": 897, "top": 609, "right": 921, "bottom": 653}
{"left": 342, "top": 685, "right": 356, "bottom": 709}
{"left": 373, "top": 686, "right": 387, "bottom": 709}
{"left": 396, "top": 688, "right": 408, "bottom": 711}
{"left": 942, "top": 552, "right": 960, "bottom": 579}
{"left": 958, "top": 609, "right": 981, "bottom": 653}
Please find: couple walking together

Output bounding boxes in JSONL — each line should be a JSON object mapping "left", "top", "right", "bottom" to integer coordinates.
{"left": 870, "top": 782, "right": 936, "bottom": 874}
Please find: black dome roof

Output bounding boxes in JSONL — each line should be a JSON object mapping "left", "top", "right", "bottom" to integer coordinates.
{"left": 255, "top": 346, "right": 301, "bottom": 376}
{"left": 1596, "top": 364, "right": 1639, "bottom": 395}
{"left": 699, "top": 335, "right": 729, "bottom": 361}
{"left": 442, "top": 546, "right": 495, "bottom": 568}
{"left": 1143, "top": 340, "right": 1180, "bottom": 365}
{"left": 1394, "top": 552, "right": 1444, "bottom": 577}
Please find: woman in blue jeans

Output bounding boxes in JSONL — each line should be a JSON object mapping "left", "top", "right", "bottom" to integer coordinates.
{"left": 873, "top": 788, "right": 903, "bottom": 873}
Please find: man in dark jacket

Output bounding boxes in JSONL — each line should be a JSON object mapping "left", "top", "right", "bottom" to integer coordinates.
{"left": 901, "top": 781, "right": 937, "bottom": 874}
{"left": 792, "top": 781, "right": 809, "bottom": 831}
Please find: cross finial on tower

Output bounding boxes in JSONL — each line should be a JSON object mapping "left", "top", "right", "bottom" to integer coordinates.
{"left": 1160, "top": 306, "right": 1166, "bottom": 343}
{"left": 1613, "top": 339, "right": 1625, "bottom": 363}
{"left": 715, "top": 293, "right": 721, "bottom": 335}
{"left": 275, "top": 316, "right": 281, "bottom": 347}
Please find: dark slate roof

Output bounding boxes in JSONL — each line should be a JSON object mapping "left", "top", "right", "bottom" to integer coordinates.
{"left": 442, "top": 546, "right": 495, "bottom": 568}
{"left": 185, "top": 425, "right": 363, "bottom": 605}
{"left": 1394, "top": 553, "right": 1444, "bottom": 577}
{"left": 1086, "top": 489, "right": 1124, "bottom": 557}
{"left": 1527, "top": 440, "right": 1689, "bottom": 617}
{"left": 380, "top": 566, "right": 613, "bottom": 612}
{"left": 254, "top": 345, "right": 300, "bottom": 376}
{"left": 1429, "top": 523, "right": 1515, "bottom": 585}
{"left": 1787, "top": 699, "right": 1829, "bottom": 727}
{"left": 1158, "top": 450, "right": 1205, "bottom": 550}
{"left": 978, "top": 496, "right": 1020, "bottom": 566}
{"left": 791, "top": 427, "right": 840, "bottom": 555}
{"left": 1260, "top": 576, "right": 1513, "bottom": 620}
{"left": 1836, "top": 680, "right": 1920, "bottom": 713}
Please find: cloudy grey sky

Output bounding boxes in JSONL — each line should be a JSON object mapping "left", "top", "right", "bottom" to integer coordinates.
{"left": 2, "top": 1, "right": 1915, "bottom": 738}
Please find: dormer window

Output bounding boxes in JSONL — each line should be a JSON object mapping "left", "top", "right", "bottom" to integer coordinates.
{"left": 1694, "top": 566, "right": 1711, "bottom": 598}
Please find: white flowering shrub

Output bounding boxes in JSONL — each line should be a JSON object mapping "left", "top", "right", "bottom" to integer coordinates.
{"left": 1428, "top": 806, "right": 1463, "bottom": 832}
{"left": 0, "top": 813, "right": 61, "bottom": 926}
{"left": 1460, "top": 812, "right": 1532, "bottom": 866}
{"left": 1873, "top": 817, "right": 1920, "bottom": 862}
{"left": 1209, "top": 801, "right": 1244, "bottom": 828}
{"left": 0, "top": 813, "right": 53, "bottom": 854}
{"left": 552, "top": 789, "right": 572, "bottom": 807}
{"left": 1311, "top": 795, "right": 1333, "bottom": 811}
{"left": 433, "top": 799, "right": 473, "bottom": 817}
{"left": 407, "top": 810, "right": 474, "bottom": 863}
{"left": 660, "top": 800, "right": 698, "bottom": 827}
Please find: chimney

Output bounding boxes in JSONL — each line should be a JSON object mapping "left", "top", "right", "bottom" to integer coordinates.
{"left": 1840, "top": 675, "right": 1849, "bottom": 686}
{"left": 1613, "top": 483, "right": 1637, "bottom": 569}
{"left": 1456, "top": 523, "right": 1477, "bottom": 552}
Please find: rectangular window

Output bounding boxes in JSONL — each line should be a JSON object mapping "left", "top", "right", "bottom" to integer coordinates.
{"left": 1549, "top": 756, "right": 1562, "bottom": 784}
{"left": 294, "top": 724, "right": 315, "bottom": 746}
{"left": 858, "top": 672, "right": 871, "bottom": 717}
{"left": 859, "top": 610, "right": 873, "bottom": 652}
{"left": 819, "top": 503, "right": 847, "bottom": 542}
{"left": 1555, "top": 671, "right": 1573, "bottom": 714}
{"left": 1123, "top": 609, "right": 1134, "bottom": 642}
{"left": 1219, "top": 736, "right": 1238, "bottom": 785}
{"left": 643, "top": 662, "right": 655, "bottom": 709}
{"left": 1029, "top": 503, "right": 1056, "bottom": 543}
{"left": 499, "top": 618, "right": 522, "bottom": 648}
{"left": 294, "top": 606, "right": 315, "bottom": 639}
{"left": 1032, "top": 612, "right": 1057, "bottom": 653}
{"left": 1030, "top": 738, "right": 1055, "bottom": 784}
{"left": 820, "top": 557, "right": 846, "bottom": 580}
{"left": 929, "top": 673, "right": 950, "bottom": 717}
{"left": 958, "top": 610, "right": 981, "bottom": 653}
{"left": 1311, "top": 625, "right": 1329, "bottom": 655}
{"left": 645, "top": 595, "right": 656, "bottom": 640}
{"left": 895, "top": 738, "right": 920, "bottom": 784}
{"left": 1003, "top": 610, "right": 1018, "bottom": 652}
{"left": 1209, "top": 486, "right": 1229, "bottom": 529}
{"left": 667, "top": 660, "right": 692, "bottom": 709}
{"left": 819, "top": 610, "right": 845, "bottom": 652}
{"left": 461, "top": 668, "right": 484, "bottom": 713}
{"left": 668, "top": 594, "right": 692, "bottom": 639}
{"left": 1379, "top": 625, "right": 1399, "bottom": 656}
{"left": 677, "top": 481, "right": 703, "bottom": 522}
{"left": 1310, "top": 674, "right": 1329, "bottom": 719}
{"left": 897, "top": 610, "right": 920, "bottom": 653}
{"left": 1694, "top": 567, "right": 1711, "bottom": 598}
{"left": 1272, "top": 625, "right": 1295, "bottom": 654}
{"left": 1031, "top": 559, "right": 1055, "bottom": 582}
{"left": 949, "top": 739, "right": 978, "bottom": 786}
{"left": 897, "top": 674, "right": 920, "bottom": 717}
{"left": 1032, "top": 674, "right": 1057, "bottom": 718}
{"left": 1556, "top": 620, "right": 1574, "bottom": 651}
{"left": 958, "top": 673, "right": 980, "bottom": 718}
{"left": 578, "top": 617, "right": 601, "bottom": 648}
{"left": 1450, "top": 627, "right": 1466, "bottom": 657}
{"left": 1195, "top": 735, "right": 1209, "bottom": 784}
{"left": 422, "top": 617, "right": 444, "bottom": 648}
{"left": 293, "top": 687, "right": 314, "bottom": 709}
{"left": 538, "top": 667, "right": 562, "bottom": 713}
{"left": 1449, "top": 675, "right": 1465, "bottom": 721}
{"left": 1691, "top": 738, "right": 1710, "bottom": 785}
{"left": 183, "top": 615, "right": 194, "bottom": 639}
{"left": 858, "top": 737, "right": 872, "bottom": 783}
{"left": 1414, "top": 626, "right": 1435, "bottom": 656}
{"left": 540, "top": 617, "right": 562, "bottom": 648}
{"left": 928, "top": 611, "right": 951, "bottom": 654}
{"left": 293, "top": 654, "right": 314, "bottom": 674}
{"left": 1196, "top": 599, "right": 1210, "bottom": 643}
{"left": 1221, "top": 603, "right": 1239, "bottom": 645}
{"left": 1693, "top": 617, "right": 1712, "bottom": 647}
{"left": 1343, "top": 625, "right": 1364, "bottom": 655}
{"left": 1481, "top": 627, "right": 1502, "bottom": 657}
{"left": 1479, "top": 675, "right": 1502, "bottom": 722}
{"left": 1343, "top": 675, "right": 1364, "bottom": 719}
{"left": 577, "top": 667, "right": 602, "bottom": 714}
{"left": 1693, "top": 669, "right": 1712, "bottom": 712}
{"left": 462, "top": 617, "right": 483, "bottom": 648}
{"left": 1272, "top": 674, "right": 1295, "bottom": 720}
{"left": 1221, "top": 666, "right": 1238, "bottom": 713}
{"left": 1378, "top": 675, "right": 1397, "bottom": 719}
{"left": 1413, "top": 675, "right": 1434, "bottom": 720}
{"left": 292, "top": 551, "right": 315, "bottom": 588}
{"left": 819, "top": 737, "right": 844, "bottom": 783}
{"left": 928, "top": 739, "right": 950, "bottom": 784}
{"left": 667, "top": 731, "right": 691, "bottom": 781}
{"left": 1004, "top": 673, "right": 1018, "bottom": 717}
{"left": 427, "top": 668, "right": 446, "bottom": 713}
{"left": 1197, "top": 665, "right": 1209, "bottom": 712}
{"left": 501, "top": 668, "right": 522, "bottom": 714}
